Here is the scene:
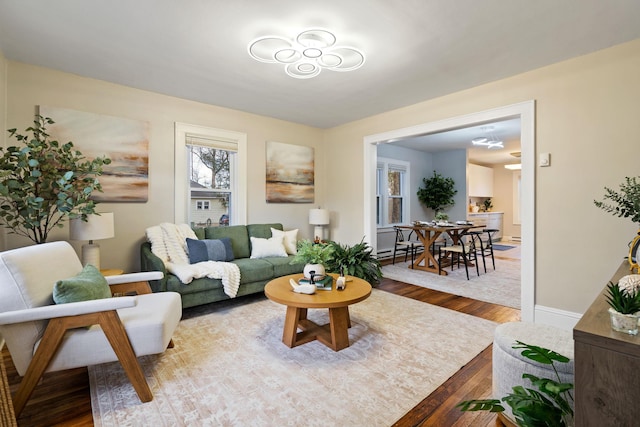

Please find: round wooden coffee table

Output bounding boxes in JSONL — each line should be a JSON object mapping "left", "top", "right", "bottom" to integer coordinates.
{"left": 264, "top": 273, "right": 372, "bottom": 351}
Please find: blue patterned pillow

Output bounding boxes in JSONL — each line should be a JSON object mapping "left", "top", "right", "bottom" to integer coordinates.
{"left": 186, "top": 238, "right": 234, "bottom": 263}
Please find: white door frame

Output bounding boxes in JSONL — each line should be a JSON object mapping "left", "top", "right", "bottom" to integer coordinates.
{"left": 363, "top": 101, "right": 535, "bottom": 322}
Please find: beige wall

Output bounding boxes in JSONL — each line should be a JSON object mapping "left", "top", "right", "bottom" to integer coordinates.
{"left": 324, "top": 39, "right": 640, "bottom": 314}
{"left": 5, "top": 62, "right": 324, "bottom": 271}
{"left": 4, "top": 39, "right": 640, "bottom": 314}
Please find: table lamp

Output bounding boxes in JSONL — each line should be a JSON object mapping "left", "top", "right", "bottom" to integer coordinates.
{"left": 309, "top": 208, "right": 330, "bottom": 241}
{"left": 69, "top": 212, "right": 115, "bottom": 270}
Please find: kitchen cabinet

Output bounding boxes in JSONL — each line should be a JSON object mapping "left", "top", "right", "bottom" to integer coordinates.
{"left": 468, "top": 164, "right": 494, "bottom": 197}
{"left": 468, "top": 212, "right": 503, "bottom": 241}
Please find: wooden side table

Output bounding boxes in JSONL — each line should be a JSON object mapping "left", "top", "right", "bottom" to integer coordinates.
{"left": 100, "top": 268, "right": 124, "bottom": 276}
{"left": 102, "top": 269, "right": 153, "bottom": 296}
{"left": 574, "top": 262, "right": 640, "bottom": 426}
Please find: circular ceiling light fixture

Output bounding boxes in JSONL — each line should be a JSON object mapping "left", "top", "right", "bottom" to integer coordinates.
{"left": 248, "top": 28, "right": 365, "bottom": 79}
{"left": 471, "top": 126, "right": 504, "bottom": 149}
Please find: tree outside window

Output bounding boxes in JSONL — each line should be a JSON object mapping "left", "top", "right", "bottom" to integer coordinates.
{"left": 188, "top": 144, "right": 233, "bottom": 226}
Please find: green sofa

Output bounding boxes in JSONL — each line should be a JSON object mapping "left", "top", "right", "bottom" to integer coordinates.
{"left": 140, "top": 223, "right": 303, "bottom": 308}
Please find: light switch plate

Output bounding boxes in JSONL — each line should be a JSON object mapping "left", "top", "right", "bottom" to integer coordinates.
{"left": 539, "top": 153, "right": 550, "bottom": 167}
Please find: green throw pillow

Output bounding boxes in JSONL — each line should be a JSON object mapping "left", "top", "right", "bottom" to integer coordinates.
{"left": 53, "top": 264, "right": 111, "bottom": 304}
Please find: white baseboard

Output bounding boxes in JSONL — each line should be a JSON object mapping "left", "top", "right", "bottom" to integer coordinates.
{"left": 534, "top": 305, "right": 582, "bottom": 331}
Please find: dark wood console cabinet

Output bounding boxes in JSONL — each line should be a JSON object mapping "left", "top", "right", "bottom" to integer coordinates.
{"left": 573, "top": 262, "right": 640, "bottom": 426}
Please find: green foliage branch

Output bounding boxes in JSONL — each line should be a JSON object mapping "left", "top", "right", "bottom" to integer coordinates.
{"left": 594, "top": 176, "right": 640, "bottom": 225}
{"left": 325, "top": 238, "right": 383, "bottom": 286}
{"left": 457, "top": 341, "right": 574, "bottom": 427}
{"left": 291, "top": 239, "right": 334, "bottom": 265}
{"left": 417, "top": 170, "right": 457, "bottom": 212}
{"left": 0, "top": 115, "right": 111, "bottom": 244}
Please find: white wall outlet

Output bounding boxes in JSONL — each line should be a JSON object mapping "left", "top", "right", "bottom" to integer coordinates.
{"left": 539, "top": 153, "right": 550, "bottom": 167}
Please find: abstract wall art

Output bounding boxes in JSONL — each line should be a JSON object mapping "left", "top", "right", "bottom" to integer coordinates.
{"left": 39, "top": 106, "right": 150, "bottom": 202}
{"left": 265, "top": 141, "right": 314, "bottom": 203}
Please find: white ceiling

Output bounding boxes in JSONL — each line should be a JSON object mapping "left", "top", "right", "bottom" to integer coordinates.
{"left": 1, "top": 1, "right": 639, "bottom": 137}
{"left": 390, "top": 117, "right": 522, "bottom": 165}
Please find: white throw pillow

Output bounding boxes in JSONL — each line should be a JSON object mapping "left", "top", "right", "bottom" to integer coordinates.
{"left": 271, "top": 228, "right": 298, "bottom": 255}
{"left": 250, "top": 235, "right": 288, "bottom": 258}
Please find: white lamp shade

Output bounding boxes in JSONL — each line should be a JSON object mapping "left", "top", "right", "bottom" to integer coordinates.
{"left": 309, "top": 209, "right": 330, "bottom": 225}
{"left": 70, "top": 213, "right": 115, "bottom": 242}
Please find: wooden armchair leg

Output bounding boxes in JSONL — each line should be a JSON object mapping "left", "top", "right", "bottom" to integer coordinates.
{"left": 14, "top": 310, "right": 153, "bottom": 416}
{"left": 99, "top": 311, "right": 152, "bottom": 402}
{"left": 12, "top": 318, "right": 68, "bottom": 416}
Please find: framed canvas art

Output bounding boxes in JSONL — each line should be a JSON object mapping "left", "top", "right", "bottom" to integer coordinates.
{"left": 265, "top": 141, "right": 314, "bottom": 203}
{"left": 39, "top": 106, "right": 150, "bottom": 202}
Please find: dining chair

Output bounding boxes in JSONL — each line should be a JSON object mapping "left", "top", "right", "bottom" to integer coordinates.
{"left": 392, "top": 227, "right": 424, "bottom": 268}
{"left": 466, "top": 229, "right": 496, "bottom": 273}
{"left": 480, "top": 229, "right": 498, "bottom": 271}
{"left": 438, "top": 232, "right": 481, "bottom": 280}
{"left": 0, "top": 241, "right": 182, "bottom": 416}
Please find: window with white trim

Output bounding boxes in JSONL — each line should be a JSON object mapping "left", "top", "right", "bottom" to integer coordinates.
{"left": 174, "top": 123, "right": 247, "bottom": 227}
{"left": 377, "top": 157, "right": 410, "bottom": 227}
{"left": 187, "top": 138, "right": 234, "bottom": 225}
{"left": 196, "top": 200, "right": 211, "bottom": 210}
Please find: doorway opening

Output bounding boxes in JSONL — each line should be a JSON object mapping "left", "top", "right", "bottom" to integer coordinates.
{"left": 363, "top": 101, "right": 535, "bottom": 321}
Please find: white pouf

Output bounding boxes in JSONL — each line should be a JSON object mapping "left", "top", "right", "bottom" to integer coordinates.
{"left": 493, "top": 322, "right": 574, "bottom": 424}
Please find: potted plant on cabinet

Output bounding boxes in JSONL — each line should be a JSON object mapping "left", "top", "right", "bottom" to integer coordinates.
{"left": 0, "top": 116, "right": 111, "bottom": 244}
{"left": 605, "top": 276, "right": 640, "bottom": 335}
{"left": 594, "top": 176, "right": 640, "bottom": 272}
{"left": 417, "top": 170, "right": 457, "bottom": 220}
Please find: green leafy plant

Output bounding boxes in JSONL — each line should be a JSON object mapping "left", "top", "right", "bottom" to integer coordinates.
{"left": 417, "top": 170, "right": 457, "bottom": 213}
{"left": 457, "top": 341, "right": 574, "bottom": 427}
{"left": 434, "top": 211, "right": 449, "bottom": 222}
{"left": 483, "top": 198, "right": 493, "bottom": 211}
{"left": 326, "top": 238, "right": 383, "bottom": 286}
{"left": 605, "top": 281, "right": 640, "bottom": 314}
{"left": 0, "top": 115, "right": 111, "bottom": 244}
{"left": 594, "top": 176, "right": 640, "bottom": 225}
{"left": 290, "top": 239, "right": 334, "bottom": 265}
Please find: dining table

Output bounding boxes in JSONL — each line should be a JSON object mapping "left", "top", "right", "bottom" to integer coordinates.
{"left": 397, "top": 223, "right": 481, "bottom": 275}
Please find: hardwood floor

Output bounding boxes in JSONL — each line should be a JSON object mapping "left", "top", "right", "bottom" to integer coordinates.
{"left": 3, "top": 277, "right": 519, "bottom": 426}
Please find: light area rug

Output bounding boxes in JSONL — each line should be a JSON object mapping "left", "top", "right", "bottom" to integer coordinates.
{"left": 89, "top": 290, "right": 496, "bottom": 426}
{"left": 382, "top": 258, "right": 521, "bottom": 309}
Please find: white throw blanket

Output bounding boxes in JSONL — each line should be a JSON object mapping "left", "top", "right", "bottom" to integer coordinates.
{"left": 145, "top": 223, "right": 241, "bottom": 298}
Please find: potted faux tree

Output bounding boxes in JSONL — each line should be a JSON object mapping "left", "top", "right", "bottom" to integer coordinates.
{"left": 417, "top": 170, "right": 457, "bottom": 220}
{"left": 0, "top": 115, "right": 111, "bottom": 244}
{"left": 594, "top": 176, "right": 640, "bottom": 272}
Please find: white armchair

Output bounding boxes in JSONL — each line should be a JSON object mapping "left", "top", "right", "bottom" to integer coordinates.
{"left": 0, "top": 241, "right": 182, "bottom": 416}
